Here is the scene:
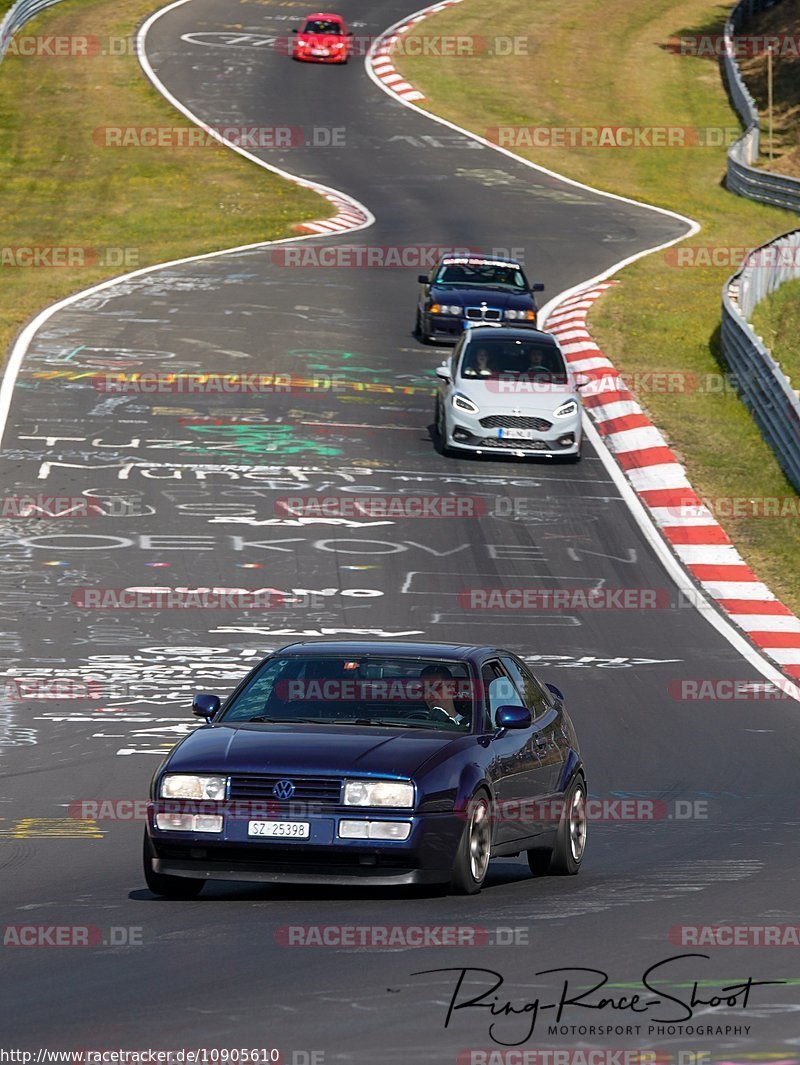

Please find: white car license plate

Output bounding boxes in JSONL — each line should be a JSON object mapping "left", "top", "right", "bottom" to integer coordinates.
{"left": 312, "top": 48, "right": 329, "bottom": 56}
{"left": 498, "top": 428, "right": 536, "bottom": 440}
{"left": 248, "top": 821, "right": 310, "bottom": 838}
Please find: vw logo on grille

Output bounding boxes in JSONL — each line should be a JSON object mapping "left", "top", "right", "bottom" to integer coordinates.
{"left": 273, "top": 779, "right": 295, "bottom": 800}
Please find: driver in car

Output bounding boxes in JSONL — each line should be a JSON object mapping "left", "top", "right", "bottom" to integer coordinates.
{"left": 463, "top": 348, "right": 493, "bottom": 377}
{"left": 420, "top": 664, "right": 470, "bottom": 726}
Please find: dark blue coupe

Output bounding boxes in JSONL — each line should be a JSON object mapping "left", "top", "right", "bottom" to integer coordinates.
{"left": 143, "top": 641, "right": 587, "bottom": 897}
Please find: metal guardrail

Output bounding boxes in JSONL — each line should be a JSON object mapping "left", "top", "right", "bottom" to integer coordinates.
{"left": 721, "top": 228, "right": 800, "bottom": 492}
{"left": 0, "top": 0, "right": 68, "bottom": 63}
{"left": 722, "top": 0, "right": 800, "bottom": 212}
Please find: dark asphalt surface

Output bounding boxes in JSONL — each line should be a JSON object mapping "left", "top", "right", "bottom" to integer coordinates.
{"left": 1, "top": 0, "right": 799, "bottom": 1059}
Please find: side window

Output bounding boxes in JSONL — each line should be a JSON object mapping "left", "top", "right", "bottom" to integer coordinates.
{"left": 500, "top": 656, "right": 550, "bottom": 719}
{"left": 452, "top": 336, "right": 465, "bottom": 376}
{"left": 482, "top": 660, "right": 523, "bottom": 728}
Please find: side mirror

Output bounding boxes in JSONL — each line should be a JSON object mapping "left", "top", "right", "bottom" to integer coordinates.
{"left": 495, "top": 704, "right": 532, "bottom": 730}
{"left": 545, "top": 683, "right": 564, "bottom": 702}
{"left": 573, "top": 372, "right": 591, "bottom": 389}
{"left": 435, "top": 365, "right": 452, "bottom": 382}
{"left": 531, "top": 282, "right": 545, "bottom": 293}
{"left": 418, "top": 274, "right": 429, "bottom": 284}
{"left": 192, "top": 692, "right": 221, "bottom": 721}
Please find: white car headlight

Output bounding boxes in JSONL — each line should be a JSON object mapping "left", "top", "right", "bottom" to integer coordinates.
{"left": 160, "top": 774, "right": 227, "bottom": 800}
{"left": 504, "top": 309, "right": 536, "bottom": 320}
{"left": 554, "top": 399, "right": 578, "bottom": 418}
{"left": 343, "top": 780, "right": 414, "bottom": 808}
{"left": 452, "top": 392, "right": 479, "bottom": 414}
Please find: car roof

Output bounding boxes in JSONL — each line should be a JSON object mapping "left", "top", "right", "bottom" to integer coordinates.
{"left": 275, "top": 640, "right": 502, "bottom": 660}
{"left": 464, "top": 325, "right": 559, "bottom": 343}
{"left": 304, "top": 12, "right": 345, "bottom": 19}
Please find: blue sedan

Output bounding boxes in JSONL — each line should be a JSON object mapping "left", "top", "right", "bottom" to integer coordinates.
{"left": 143, "top": 641, "right": 587, "bottom": 897}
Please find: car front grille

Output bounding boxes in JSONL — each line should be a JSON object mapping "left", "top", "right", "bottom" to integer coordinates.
{"left": 473, "top": 437, "right": 551, "bottom": 450}
{"left": 228, "top": 774, "right": 343, "bottom": 804}
{"left": 465, "top": 307, "right": 502, "bottom": 321}
{"left": 479, "top": 415, "right": 552, "bottom": 431}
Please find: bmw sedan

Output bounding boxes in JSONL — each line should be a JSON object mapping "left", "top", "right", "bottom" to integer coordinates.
{"left": 434, "top": 326, "right": 585, "bottom": 460}
{"left": 415, "top": 254, "right": 545, "bottom": 343}
{"left": 143, "top": 641, "right": 587, "bottom": 897}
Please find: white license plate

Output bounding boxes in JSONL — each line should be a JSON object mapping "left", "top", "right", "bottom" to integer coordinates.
{"left": 312, "top": 48, "right": 329, "bottom": 55}
{"left": 248, "top": 820, "right": 310, "bottom": 838}
{"left": 498, "top": 428, "right": 536, "bottom": 440}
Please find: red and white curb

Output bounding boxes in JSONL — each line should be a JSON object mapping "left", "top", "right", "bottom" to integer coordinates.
{"left": 546, "top": 284, "right": 800, "bottom": 684}
{"left": 368, "top": 0, "right": 465, "bottom": 103}
{"left": 293, "top": 189, "right": 371, "bottom": 235}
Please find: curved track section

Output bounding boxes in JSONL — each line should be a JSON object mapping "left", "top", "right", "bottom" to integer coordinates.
{"left": 1, "top": 0, "right": 799, "bottom": 1057}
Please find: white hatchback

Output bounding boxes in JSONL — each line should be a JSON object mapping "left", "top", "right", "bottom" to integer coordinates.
{"left": 434, "top": 326, "right": 585, "bottom": 461}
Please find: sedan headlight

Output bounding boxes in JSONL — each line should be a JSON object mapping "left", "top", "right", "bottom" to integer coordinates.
{"left": 452, "top": 392, "right": 479, "bottom": 414}
{"left": 160, "top": 774, "right": 227, "bottom": 800}
{"left": 554, "top": 399, "right": 579, "bottom": 418}
{"left": 504, "top": 309, "right": 536, "bottom": 321}
{"left": 343, "top": 780, "right": 414, "bottom": 808}
{"left": 430, "top": 303, "right": 461, "bottom": 315}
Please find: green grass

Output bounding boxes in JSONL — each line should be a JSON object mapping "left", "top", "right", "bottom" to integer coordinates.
{"left": 0, "top": 0, "right": 329, "bottom": 360}
{"left": 395, "top": 0, "right": 800, "bottom": 615}
{"left": 750, "top": 277, "right": 800, "bottom": 386}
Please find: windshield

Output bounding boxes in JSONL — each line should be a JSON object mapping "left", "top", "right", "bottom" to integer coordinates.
{"left": 303, "top": 19, "right": 342, "bottom": 33}
{"left": 220, "top": 655, "right": 474, "bottom": 731}
{"left": 460, "top": 338, "right": 568, "bottom": 384}
{"left": 434, "top": 260, "right": 528, "bottom": 292}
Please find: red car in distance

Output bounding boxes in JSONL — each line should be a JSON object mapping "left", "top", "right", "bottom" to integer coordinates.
{"left": 292, "top": 13, "right": 352, "bottom": 64}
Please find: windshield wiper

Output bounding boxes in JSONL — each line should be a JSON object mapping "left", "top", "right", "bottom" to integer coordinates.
{"left": 242, "top": 716, "right": 328, "bottom": 724}
{"left": 344, "top": 719, "right": 425, "bottom": 729}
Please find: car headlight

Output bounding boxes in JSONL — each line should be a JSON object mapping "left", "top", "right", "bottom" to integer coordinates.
{"left": 160, "top": 774, "right": 227, "bottom": 800}
{"left": 343, "top": 780, "right": 414, "bottom": 808}
{"left": 504, "top": 309, "right": 536, "bottom": 321}
{"left": 452, "top": 392, "right": 479, "bottom": 415}
{"left": 554, "top": 400, "right": 579, "bottom": 418}
{"left": 430, "top": 304, "right": 461, "bottom": 315}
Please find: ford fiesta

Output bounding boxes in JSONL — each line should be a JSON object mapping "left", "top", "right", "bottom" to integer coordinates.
{"left": 415, "top": 254, "right": 545, "bottom": 343}
{"left": 434, "top": 326, "right": 586, "bottom": 460}
{"left": 143, "top": 641, "right": 587, "bottom": 897}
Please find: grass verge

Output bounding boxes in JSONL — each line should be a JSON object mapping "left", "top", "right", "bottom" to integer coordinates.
{"left": 750, "top": 277, "right": 800, "bottom": 386}
{"left": 0, "top": 0, "right": 329, "bottom": 361}
{"left": 394, "top": 0, "right": 800, "bottom": 614}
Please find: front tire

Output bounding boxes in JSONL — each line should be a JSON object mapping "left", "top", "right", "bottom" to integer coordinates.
{"left": 435, "top": 395, "right": 453, "bottom": 457}
{"left": 451, "top": 791, "right": 492, "bottom": 895}
{"left": 527, "top": 774, "right": 587, "bottom": 877}
{"left": 143, "top": 830, "right": 204, "bottom": 899}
